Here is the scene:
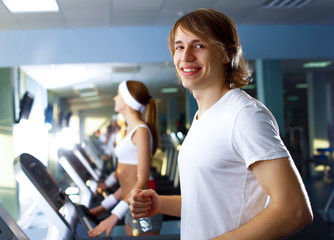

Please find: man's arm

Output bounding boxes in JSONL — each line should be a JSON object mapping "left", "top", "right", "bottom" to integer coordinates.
{"left": 214, "top": 157, "right": 313, "bottom": 240}
{"left": 159, "top": 195, "right": 182, "bottom": 217}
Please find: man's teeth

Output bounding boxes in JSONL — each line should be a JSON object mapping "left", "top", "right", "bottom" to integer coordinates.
{"left": 183, "top": 68, "right": 197, "bottom": 72}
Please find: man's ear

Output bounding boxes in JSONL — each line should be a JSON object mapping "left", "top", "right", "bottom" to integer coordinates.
{"left": 222, "top": 51, "right": 229, "bottom": 64}
{"left": 222, "top": 52, "right": 230, "bottom": 64}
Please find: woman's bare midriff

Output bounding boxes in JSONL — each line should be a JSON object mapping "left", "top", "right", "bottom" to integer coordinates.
{"left": 116, "top": 162, "right": 149, "bottom": 199}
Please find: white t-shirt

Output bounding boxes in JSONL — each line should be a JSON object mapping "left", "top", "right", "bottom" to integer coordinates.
{"left": 178, "top": 89, "right": 290, "bottom": 240}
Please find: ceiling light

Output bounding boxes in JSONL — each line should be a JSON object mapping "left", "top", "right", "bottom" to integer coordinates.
{"left": 3, "top": 0, "right": 59, "bottom": 13}
{"left": 292, "top": 0, "right": 313, "bottom": 8}
{"left": 80, "top": 92, "right": 98, "bottom": 98}
{"left": 83, "top": 96, "right": 100, "bottom": 102}
{"left": 161, "top": 88, "right": 178, "bottom": 93}
{"left": 262, "top": 0, "right": 283, "bottom": 8}
{"left": 303, "top": 61, "right": 332, "bottom": 68}
{"left": 295, "top": 83, "right": 308, "bottom": 89}
{"left": 287, "top": 96, "right": 299, "bottom": 101}
{"left": 73, "top": 83, "right": 95, "bottom": 91}
{"left": 261, "top": 0, "right": 313, "bottom": 8}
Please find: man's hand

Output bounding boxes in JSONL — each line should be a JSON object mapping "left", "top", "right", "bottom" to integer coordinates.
{"left": 128, "top": 189, "right": 160, "bottom": 219}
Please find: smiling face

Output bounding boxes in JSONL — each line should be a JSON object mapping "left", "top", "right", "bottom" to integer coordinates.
{"left": 173, "top": 27, "right": 227, "bottom": 92}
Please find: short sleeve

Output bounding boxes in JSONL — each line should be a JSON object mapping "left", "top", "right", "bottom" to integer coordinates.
{"left": 232, "top": 104, "right": 290, "bottom": 169}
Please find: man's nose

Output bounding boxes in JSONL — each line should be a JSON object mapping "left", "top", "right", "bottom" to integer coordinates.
{"left": 181, "top": 47, "right": 195, "bottom": 62}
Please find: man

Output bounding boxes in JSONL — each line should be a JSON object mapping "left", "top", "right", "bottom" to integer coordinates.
{"left": 129, "top": 9, "right": 313, "bottom": 240}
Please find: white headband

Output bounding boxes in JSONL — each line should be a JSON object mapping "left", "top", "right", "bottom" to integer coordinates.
{"left": 119, "top": 81, "right": 146, "bottom": 113}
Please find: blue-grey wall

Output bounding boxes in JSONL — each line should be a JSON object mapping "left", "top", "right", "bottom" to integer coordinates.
{"left": 0, "top": 25, "right": 333, "bottom": 67}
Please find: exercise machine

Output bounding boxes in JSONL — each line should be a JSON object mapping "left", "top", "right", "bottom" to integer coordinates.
{"left": 0, "top": 202, "right": 30, "bottom": 240}
{"left": 14, "top": 153, "right": 180, "bottom": 240}
{"left": 58, "top": 147, "right": 103, "bottom": 207}
{"left": 14, "top": 153, "right": 98, "bottom": 239}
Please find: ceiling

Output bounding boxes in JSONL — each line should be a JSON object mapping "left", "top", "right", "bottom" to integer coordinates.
{"left": 1, "top": 0, "right": 334, "bottom": 29}
{"left": 1, "top": 0, "right": 334, "bottom": 111}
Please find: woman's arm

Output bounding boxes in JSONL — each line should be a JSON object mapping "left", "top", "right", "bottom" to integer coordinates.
{"left": 213, "top": 157, "right": 313, "bottom": 240}
{"left": 129, "top": 126, "right": 182, "bottom": 218}
{"left": 90, "top": 187, "right": 122, "bottom": 217}
{"left": 126, "top": 126, "right": 152, "bottom": 201}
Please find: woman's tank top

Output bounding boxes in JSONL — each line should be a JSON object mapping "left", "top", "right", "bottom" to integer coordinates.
{"left": 115, "top": 124, "right": 152, "bottom": 165}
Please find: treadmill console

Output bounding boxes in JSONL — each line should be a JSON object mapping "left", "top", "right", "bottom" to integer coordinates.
{"left": 14, "top": 153, "right": 96, "bottom": 239}
{"left": 74, "top": 144, "right": 98, "bottom": 170}
{"left": 58, "top": 148, "right": 91, "bottom": 183}
{"left": 58, "top": 148, "right": 100, "bottom": 207}
{"left": 18, "top": 153, "right": 66, "bottom": 211}
{"left": 0, "top": 203, "right": 30, "bottom": 240}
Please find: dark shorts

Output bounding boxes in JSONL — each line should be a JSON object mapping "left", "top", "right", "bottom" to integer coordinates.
{"left": 125, "top": 210, "right": 163, "bottom": 234}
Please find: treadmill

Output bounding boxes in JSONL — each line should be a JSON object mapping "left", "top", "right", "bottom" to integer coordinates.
{"left": 14, "top": 153, "right": 180, "bottom": 240}
{"left": 14, "top": 153, "right": 97, "bottom": 239}
{"left": 83, "top": 138, "right": 105, "bottom": 170}
{"left": 73, "top": 143, "right": 102, "bottom": 181}
{"left": 0, "top": 203, "right": 30, "bottom": 240}
{"left": 58, "top": 147, "right": 102, "bottom": 207}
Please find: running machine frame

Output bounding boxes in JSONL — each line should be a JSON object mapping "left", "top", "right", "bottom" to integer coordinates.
{"left": 0, "top": 203, "right": 30, "bottom": 240}
{"left": 14, "top": 153, "right": 93, "bottom": 240}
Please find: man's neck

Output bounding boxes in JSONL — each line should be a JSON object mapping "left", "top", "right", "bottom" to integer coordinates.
{"left": 194, "top": 85, "right": 230, "bottom": 119}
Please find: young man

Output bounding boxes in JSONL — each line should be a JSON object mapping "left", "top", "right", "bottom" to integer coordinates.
{"left": 129, "top": 9, "right": 313, "bottom": 240}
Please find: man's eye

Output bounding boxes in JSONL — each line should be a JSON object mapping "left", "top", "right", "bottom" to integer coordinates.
{"left": 195, "top": 44, "right": 204, "bottom": 49}
{"left": 175, "top": 46, "right": 183, "bottom": 50}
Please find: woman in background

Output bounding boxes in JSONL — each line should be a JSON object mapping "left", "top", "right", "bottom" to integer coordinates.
{"left": 88, "top": 80, "right": 162, "bottom": 237}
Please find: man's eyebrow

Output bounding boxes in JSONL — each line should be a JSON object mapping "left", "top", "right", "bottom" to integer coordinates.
{"left": 174, "top": 39, "right": 202, "bottom": 45}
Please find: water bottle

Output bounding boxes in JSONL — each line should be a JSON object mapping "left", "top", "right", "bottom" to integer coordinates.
{"left": 131, "top": 217, "right": 152, "bottom": 236}
{"left": 139, "top": 217, "right": 152, "bottom": 232}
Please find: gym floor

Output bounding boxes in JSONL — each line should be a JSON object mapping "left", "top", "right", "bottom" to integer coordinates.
{"left": 302, "top": 174, "right": 334, "bottom": 239}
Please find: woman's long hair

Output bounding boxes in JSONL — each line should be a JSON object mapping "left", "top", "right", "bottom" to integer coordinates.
{"left": 126, "top": 80, "right": 159, "bottom": 155}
